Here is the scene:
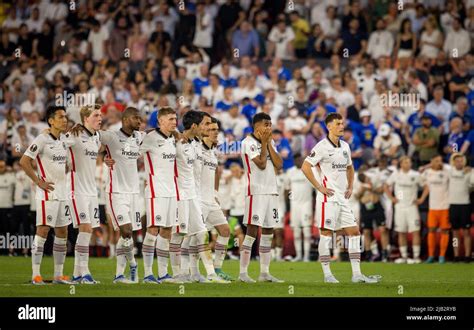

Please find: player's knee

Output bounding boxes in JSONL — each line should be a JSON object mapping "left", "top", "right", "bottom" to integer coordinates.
{"left": 36, "top": 226, "right": 49, "bottom": 238}
{"left": 54, "top": 227, "right": 68, "bottom": 238}
{"left": 217, "top": 225, "right": 230, "bottom": 237}
{"left": 121, "top": 227, "right": 132, "bottom": 239}
{"left": 147, "top": 227, "right": 159, "bottom": 236}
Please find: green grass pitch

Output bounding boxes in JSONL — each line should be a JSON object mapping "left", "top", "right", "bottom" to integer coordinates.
{"left": 0, "top": 256, "right": 472, "bottom": 297}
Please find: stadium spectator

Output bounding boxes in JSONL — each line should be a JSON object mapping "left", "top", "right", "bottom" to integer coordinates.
{"left": 374, "top": 123, "right": 403, "bottom": 161}
{"left": 413, "top": 114, "right": 440, "bottom": 166}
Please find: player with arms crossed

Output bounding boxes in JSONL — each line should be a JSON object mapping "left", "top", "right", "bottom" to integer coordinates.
{"left": 239, "top": 112, "right": 284, "bottom": 283}
{"left": 65, "top": 105, "right": 103, "bottom": 284}
{"left": 140, "top": 107, "right": 180, "bottom": 283}
{"left": 301, "top": 113, "right": 380, "bottom": 283}
{"left": 75, "top": 107, "right": 144, "bottom": 283}
{"left": 20, "top": 106, "right": 71, "bottom": 285}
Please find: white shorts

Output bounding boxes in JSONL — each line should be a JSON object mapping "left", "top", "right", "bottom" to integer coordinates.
{"left": 315, "top": 201, "right": 357, "bottom": 231}
{"left": 174, "top": 199, "right": 206, "bottom": 235}
{"left": 202, "top": 201, "right": 227, "bottom": 231}
{"left": 394, "top": 205, "right": 421, "bottom": 233}
{"left": 290, "top": 201, "right": 313, "bottom": 228}
{"left": 70, "top": 196, "right": 100, "bottom": 229}
{"left": 36, "top": 199, "right": 72, "bottom": 228}
{"left": 274, "top": 206, "right": 285, "bottom": 229}
{"left": 137, "top": 196, "right": 146, "bottom": 219}
{"left": 146, "top": 197, "right": 178, "bottom": 228}
{"left": 106, "top": 193, "right": 143, "bottom": 232}
{"left": 243, "top": 195, "right": 279, "bottom": 228}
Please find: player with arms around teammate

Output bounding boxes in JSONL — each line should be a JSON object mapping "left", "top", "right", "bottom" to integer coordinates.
{"left": 140, "top": 107, "right": 180, "bottom": 283}
{"left": 75, "top": 107, "right": 144, "bottom": 282}
{"left": 384, "top": 156, "right": 423, "bottom": 264}
{"left": 302, "top": 113, "right": 380, "bottom": 283}
{"left": 20, "top": 106, "right": 71, "bottom": 285}
{"left": 65, "top": 105, "right": 103, "bottom": 284}
{"left": 197, "top": 117, "right": 233, "bottom": 282}
{"left": 239, "top": 113, "right": 284, "bottom": 283}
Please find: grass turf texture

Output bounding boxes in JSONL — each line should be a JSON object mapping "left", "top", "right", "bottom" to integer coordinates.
{"left": 0, "top": 257, "right": 472, "bottom": 297}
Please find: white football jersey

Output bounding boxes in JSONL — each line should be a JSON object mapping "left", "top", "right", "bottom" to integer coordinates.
{"left": 276, "top": 172, "right": 286, "bottom": 212}
{"left": 200, "top": 142, "right": 219, "bottom": 204}
{"left": 64, "top": 128, "right": 101, "bottom": 197}
{"left": 24, "top": 133, "right": 68, "bottom": 201}
{"left": 447, "top": 166, "right": 471, "bottom": 205}
{"left": 193, "top": 138, "right": 204, "bottom": 200}
{"left": 140, "top": 129, "right": 178, "bottom": 199}
{"left": 386, "top": 169, "right": 422, "bottom": 207}
{"left": 285, "top": 166, "right": 315, "bottom": 204}
{"left": 241, "top": 134, "right": 278, "bottom": 196}
{"left": 14, "top": 170, "right": 31, "bottom": 206}
{"left": 305, "top": 138, "right": 353, "bottom": 203}
{"left": 101, "top": 129, "right": 145, "bottom": 194}
{"left": 176, "top": 138, "right": 197, "bottom": 200}
{"left": 421, "top": 166, "right": 450, "bottom": 210}
{"left": 0, "top": 172, "right": 15, "bottom": 208}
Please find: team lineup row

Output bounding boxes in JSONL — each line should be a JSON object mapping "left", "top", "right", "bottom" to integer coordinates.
{"left": 20, "top": 106, "right": 380, "bottom": 285}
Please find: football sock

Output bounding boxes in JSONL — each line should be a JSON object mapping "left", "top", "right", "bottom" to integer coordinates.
{"left": 303, "top": 226, "right": 312, "bottom": 259}
{"left": 156, "top": 234, "right": 170, "bottom": 278}
{"left": 318, "top": 235, "right": 333, "bottom": 276}
{"left": 53, "top": 236, "right": 67, "bottom": 278}
{"left": 142, "top": 232, "right": 157, "bottom": 277}
{"left": 32, "top": 235, "right": 46, "bottom": 278}
{"left": 239, "top": 235, "right": 255, "bottom": 274}
{"left": 169, "top": 233, "right": 184, "bottom": 276}
{"left": 196, "top": 231, "right": 215, "bottom": 276}
{"left": 180, "top": 236, "right": 190, "bottom": 276}
{"left": 428, "top": 231, "right": 436, "bottom": 257}
{"left": 116, "top": 236, "right": 127, "bottom": 277}
{"left": 440, "top": 232, "right": 449, "bottom": 257}
{"left": 259, "top": 234, "right": 273, "bottom": 274}
{"left": 214, "top": 235, "right": 229, "bottom": 270}
{"left": 75, "top": 232, "right": 91, "bottom": 276}
{"left": 348, "top": 235, "right": 362, "bottom": 276}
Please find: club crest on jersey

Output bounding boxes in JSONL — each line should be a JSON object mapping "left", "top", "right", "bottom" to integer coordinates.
{"left": 250, "top": 145, "right": 256, "bottom": 152}
{"left": 252, "top": 215, "right": 259, "bottom": 222}
{"left": 80, "top": 212, "right": 86, "bottom": 220}
{"left": 411, "top": 177, "right": 415, "bottom": 182}
{"left": 180, "top": 223, "right": 186, "bottom": 230}
{"left": 343, "top": 151, "right": 349, "bottom": 159}
{"left": 47, "top": 215, "right": 52, "bottom": 222}
{"left": 117, "top": 215, "right": 123, "bottom": 221}
{"left": 326, "top": 219, "right": 332, "bottom": 225}
{"left": 30, "top": 144, "right": 38, "bottom": 152}
{"left": 310, "top": 151, "right": 315, "bottom": 158}
{"left": 155, "top": 215, "right": 161, "bottom": 222}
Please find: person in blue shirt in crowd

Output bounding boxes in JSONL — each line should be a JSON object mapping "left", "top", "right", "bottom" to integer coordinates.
{"left": 192, "top": 65, "right": 210, "bottom": 95}
{"left": 443, "top": 117, "right": 467, "bottom": 161}
{"left": 215, "top": 87, "right": 235, "bottom": 111}
{"left": 461, "top": 129, "right": 474, "bottom": 166}
{"left": 449, "top": 96, "right": 472, "bottom": 132}
{"left": 241, "top": 98, "right": 258, "bottom": 123}
{"left": 407, "top": 99, "right": 441, "bottom": 136}
{"left": 272, "top": 129, "right": 294, "bottom": 171}
{"left": 217, "top": 129, "right": 242, "bottom": 168}
{"left": 342, "top": 127, "right": 363, "bottom": 170}
{"left": 358, "top": 110, "right": 377, "bottom": 148}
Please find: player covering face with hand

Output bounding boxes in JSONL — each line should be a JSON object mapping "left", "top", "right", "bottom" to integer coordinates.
{"left": 239, "top": 112, "right": 284, "bottom": 283}
{"left": 301, "top": 113, "right": 380, "bottom": 283}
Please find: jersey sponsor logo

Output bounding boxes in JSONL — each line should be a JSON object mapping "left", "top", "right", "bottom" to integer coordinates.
{"left": 121, "top": 149, "right": 140, "bottom": 157}
{"left": 52, "top": 155, "right": 66, "bottom": 162}
{"left": 162, "top": 153, "right": 176, "bottom": 160}
{"left": 85, "top": 149, "right": 98, "bottom": 158}
{"left": 30, "top": 144, "right": 38, "bottom": 152}
{"left": 79, "top": 212, "right": 86, "bottom": 220}
{"left": 203, "top": 159, "right": 218, "bottom": 170}
{"left": 331, "top": 163, "right": 348, "bottom": 169}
